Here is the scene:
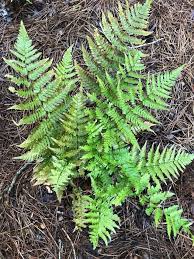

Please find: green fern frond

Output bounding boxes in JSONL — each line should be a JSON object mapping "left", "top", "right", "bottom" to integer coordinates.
{"left": 75, "top": 62, "right": 98, "bottom": 90}
{"left": 77, "top": 1, "right": 183, "bottom": 150}
{"left": 119, "top": 0, "right": 152, "bottom": 35}
{"left": 6, "top": 22, "right": 77, "bottom": 161}
{"left": 48, "top": 157, "right": 76, "bottom": 202}
{"left": 164, "top": 205, "right": 192, "bottom": 238}
{"left": 78, "top": 0, "right": 152, "bottom": 90}
{"left": 55, "top": 45, "right": 77, "bottom": 83}
{"left": 129, "top": 144, "right": 194, "bottom": 185}
{"left": 4, "top": 22, "right": 53, "bottom": 97}
{"left": 30, "top": 92, "right": 88, "bottom": 189}
{"left": 140, "top": 185, "right": 174, "bottom": 215}
{"left": 72, "top": 190, "right": 90, "bottom": 230}
{"left": 101, "top": 0, "right": 152, "bottom": 50}
{"left": 85, "top": 197, "right": 120, "bottom": 249}
{"left": 16, "top": 136, "right": 51, "bottom": 161}
{"left": 50, "top": 92, "right": 88, "bottom": 161}
{"left": 141, "top": 186, "right": 193, "bottom": 240}
{"left": 154, "top": 207, "right": 163, "bottom": 227}
{"left": 140, "top": 66, "right": 184, "bottom": 110}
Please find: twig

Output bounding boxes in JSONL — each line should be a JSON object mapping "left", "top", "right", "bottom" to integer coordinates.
{"left": 62, "top": 228, "right": 77, "bottom": 259}
{"left": 128, "top": 38, "right": 164, "bottom": 50}
{"left": 0, "top": 163, "right": 31, "bottom": 200}
{"left": 58, "top": 239, "right": 63, "bottom": 259}
{"left": 7, "top": 163, "right": 31, "bottom": 195}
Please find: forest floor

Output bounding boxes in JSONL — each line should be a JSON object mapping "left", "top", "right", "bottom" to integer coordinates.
{"left": 0, "top": 0, "right": 194, "bottom": 258}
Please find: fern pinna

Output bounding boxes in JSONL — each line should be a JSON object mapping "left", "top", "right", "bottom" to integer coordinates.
{"left": 6, "top": 0, "right": 194, "bottom": 250}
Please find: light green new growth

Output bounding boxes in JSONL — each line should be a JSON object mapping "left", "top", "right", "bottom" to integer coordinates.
{"left": 86, "top": 197, "right": 120, "bottom": 248}
{"left": 48, "top": 157, "right": 75, "bottom": 202}
{"left": 6, "top": 0, "right": 194, "bottom": 250}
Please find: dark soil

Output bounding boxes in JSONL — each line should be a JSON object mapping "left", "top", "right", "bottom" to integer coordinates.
{"left": 0, "top": 0, "right": 194, "bottom": 258}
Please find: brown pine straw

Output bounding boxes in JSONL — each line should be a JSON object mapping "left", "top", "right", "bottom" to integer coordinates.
{"left": 0, "top": 0, "right": 194, "bottom": 258}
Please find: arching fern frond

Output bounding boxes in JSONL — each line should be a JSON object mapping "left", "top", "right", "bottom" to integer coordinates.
{"left": 6, "top": 22, "right": 77, "bottom": 161}
{"left": 77, "top": 1, "right": 152, "bottom": 90}
{"left": 32, "top": 92, "right": 88, "bottom": 189}
{"left": 128, "top": 143, "right": 194, "bottom": 185}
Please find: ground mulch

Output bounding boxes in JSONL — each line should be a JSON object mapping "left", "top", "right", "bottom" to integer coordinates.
{"left": 0, "top": 0, "right": 194, "bottom": 258}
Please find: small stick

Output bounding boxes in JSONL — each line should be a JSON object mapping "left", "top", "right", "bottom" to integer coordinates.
{"left": 128, "top": 38, "right": 164, "bottom": 50}
{"left": 0, "top": 163, "right": 31, "bottom": 200}
{"left": 7, "top": 162, "right": 31, "bottom": 195}
{"left": 62, "top": 228, "right": 77, "bottom": 259}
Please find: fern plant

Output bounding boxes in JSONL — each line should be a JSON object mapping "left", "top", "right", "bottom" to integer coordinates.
{"left": 75, "top": 0, "right": 194, "bottom": 247}
{"left": 6, "top": 0, "right": 194, "bottom": 250}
